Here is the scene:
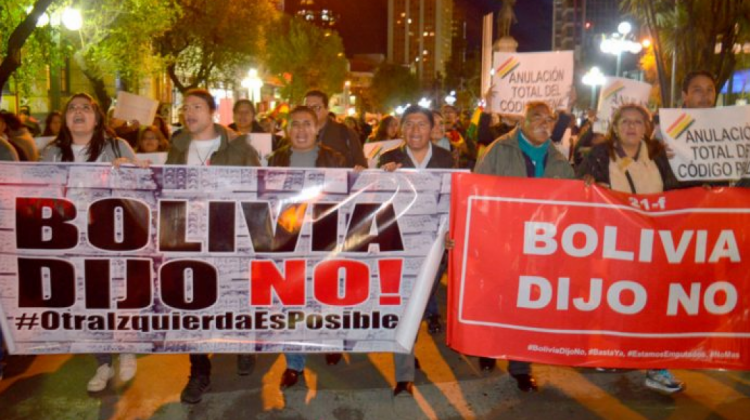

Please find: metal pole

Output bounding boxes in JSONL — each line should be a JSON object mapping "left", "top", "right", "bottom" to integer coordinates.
{"left": 590, "top": 85, "right": 596, "bottom": 108}
{"left": 616, "top": 52, "right": 622, "bottom": 78}
{"left": 670, "top": 0, "right": 678, "bottom": 106}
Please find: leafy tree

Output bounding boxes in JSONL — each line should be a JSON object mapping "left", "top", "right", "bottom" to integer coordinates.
{"left": 154, "top": 0, "right": 279, "bottom": 92}
{"left": 368, "top": 63, "right": 421, "bottom": 113}
{"left": 73, "top": 0, "right": 178, "bottom": 108}
{"left": 622, "top": 0, "right": 750, "bottom": 105}
{"left": 0, "top": 0, "right": 56, "bottom": 101}
{"left": 265, "top": 16, "right": 348, "bottom": 104}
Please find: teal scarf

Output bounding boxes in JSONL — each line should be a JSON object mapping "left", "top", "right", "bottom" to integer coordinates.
{"left": 518, "top": 131, "right": 550, "bottom": 178}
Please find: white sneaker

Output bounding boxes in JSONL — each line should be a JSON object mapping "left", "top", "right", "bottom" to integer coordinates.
{"left": 119, "top": 354, "right": 137, "bottom": 382}
{"left": 87, "top": 364, "right": 114, "bottom": 392}
{"left": 645, "top": 369, "right": 685, "bottom": 394}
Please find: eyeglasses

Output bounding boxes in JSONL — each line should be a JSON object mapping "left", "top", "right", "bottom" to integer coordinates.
{"left": 67, "top": 104, "right": 93, "bottom": 113}
{"left": 618, "top": 119, "right": 645, "bottom": 127}
{"left": 308, "top": 104, "right": 324, "bottom": 112}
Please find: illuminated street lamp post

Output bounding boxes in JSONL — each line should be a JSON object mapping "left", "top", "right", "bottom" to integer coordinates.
{"left": 600, "top": 21, "right": 643, "bottom": 78}
{"left": 582, "top": 66, "right": 606, "bottom": 109}
{"left": 32, "top": 7, "right": 83, "bottom": 111}
{"left": 241, "top": 68, "right": 263, "bottom": 107}
{"left": 343, "top": 80, "right": 351, "bottom": 115}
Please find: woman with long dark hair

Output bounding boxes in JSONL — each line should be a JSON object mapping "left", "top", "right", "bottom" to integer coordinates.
{"left": 42, "top": 93, "right": 136, "bottom": 164}
{"left": 369, "top": 115, "right": 400, "bottom": 142}
{"left": 40, "top": 93, "right": 139, "bottom": 392}
{"left": 42, "top": 111, "right": 63, "bottom": 137}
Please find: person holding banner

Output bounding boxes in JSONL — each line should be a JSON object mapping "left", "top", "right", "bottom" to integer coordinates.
{"left": 41, "top": 93, "right": 138, "bottom": 166}
{"left": 577, "top": 104, "right": 678, "bottom": 194}
{"left": 40, "top": 92, "right": 139, "bottom": 392}
{"left": 474, "top": 100, "right": 574, "bottom": 392}
{"left": 165, "top": 89, "right": 262, "bottom": 404}
{"left": 577, "top": 103, "right": 685, "bottom": 394}
{"left": 267, "top": 105, "right": 348, "bottom": 390}
{"left": 380, "top": 105, "right": 455, "bottom": 396}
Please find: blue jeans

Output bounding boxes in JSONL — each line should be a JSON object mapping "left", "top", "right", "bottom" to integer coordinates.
{"left": 284, "top": 353, "right": 307, "bottom": 372}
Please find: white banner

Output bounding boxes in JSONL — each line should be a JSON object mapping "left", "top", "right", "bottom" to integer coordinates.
{"left": 0, "top": 163, "right": 455, "bottom": 355}
{"left": 490, "top": 51, "right": 574, "bottom": 116}
{"left": 659, "top": 106, "right": 750, "bottom": 181}
{"left": 594, "top": 77, "right": 652, "bottom": 134}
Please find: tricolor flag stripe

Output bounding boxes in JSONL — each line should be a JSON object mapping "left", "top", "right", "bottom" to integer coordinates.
{"left": 367, "top": 145, "right": 383, "bottom": 160}
{"left": 666, "top": 113, "right": 690, "bottom": 133}
{"left": 602, "top": 83, "right": 625, "bottom": 101}
{"left": 496, "top": 57, "right": 520, "bottom": 79}
{"left": 667, "top": 114, "right": 695, "bottom": 139}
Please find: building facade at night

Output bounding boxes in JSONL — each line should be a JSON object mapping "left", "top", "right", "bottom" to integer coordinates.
{"left": 284, "top": 0, "right": 340, "bottom": 30}
{"left": 387, "top": 0, "right": 454, "bottom": 89}
{"left": 552, "top": 0, "right": 620, "bottom": 53}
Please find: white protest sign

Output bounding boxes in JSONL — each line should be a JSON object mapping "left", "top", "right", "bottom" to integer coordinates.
{"left": 659, "top": 106, "right": 750, "bottom": 181}
{"left": 113, "top": 91, "right": 159, "bottom": 125}
{"left": 363, "top": 139, "right": 403, "bottom": 168}
{"left": 247, "top": 133, "right": 273, "bottom": 166}
{"left": 594, "top": 77, "right": 652, "bottom": 134}
{"left": 490, "top": 51, "right": 574, "bottom": 116}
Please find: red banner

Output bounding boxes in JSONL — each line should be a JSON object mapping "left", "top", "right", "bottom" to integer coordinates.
{"left": 448, "top": 173, "right": 750, "bottom": 370}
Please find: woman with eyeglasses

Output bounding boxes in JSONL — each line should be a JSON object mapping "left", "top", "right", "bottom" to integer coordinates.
{"left": 577, "top": 103, "right": 683, "bottom": 395}
{"left": 40, "top": 92, "right": 139, "bottom": 393}
{"left": 577, "top": 103, "right": 678, "bottom": 194}
{"left": 41, "top": 93, "right": 136, "bottom": 165}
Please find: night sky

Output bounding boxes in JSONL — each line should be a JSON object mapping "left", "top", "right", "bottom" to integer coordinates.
{"left": 326, "top": 0, "right": 553, "bottom": 56}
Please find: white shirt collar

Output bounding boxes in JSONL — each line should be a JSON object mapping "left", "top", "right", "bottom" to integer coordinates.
{"left": 406, "top": 142, "right": 432, "bottom": 169}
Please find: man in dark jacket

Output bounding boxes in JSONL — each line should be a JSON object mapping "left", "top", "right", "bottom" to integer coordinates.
{"left": 268, "top": 105, "right": 346, "bottom": 168}
{"left": 379, "top": 105, "right": 455, "bottom": 397}
{"left": 304, "top": 90, "right": 367, "bottom": 168}
{"left": 379, "top": 106, "right": 454, "bottom": 170}
{"left": 165, "top": 89, "right": 260, "bottom": 404}
{"left": 268, "top": 105, "right": 347, "bottom": 390}
{"left": 474, "top": 101, "right": 575, "bottom": 393}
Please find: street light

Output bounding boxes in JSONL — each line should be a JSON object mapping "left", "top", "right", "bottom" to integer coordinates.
{"left": 582, "top": 66, "right": 606, "bottom": 108}
{"left": 241, "top": 68, "right": 263, "bottom": 105}
{"left": 343, "top": 80, "right": 351, "bottom": 115}
{"left": 62, "top": 8, "right": 83, "bottom": 31}
{"left": 600, "top": 21, "right": 643, "bottom": 77}
{"left": 444, "top": 90, "right": 456, "bottom": 106}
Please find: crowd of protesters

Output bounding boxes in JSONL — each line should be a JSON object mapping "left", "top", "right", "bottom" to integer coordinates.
{"left": 0, "top": 70, "right": 730, "bottom": 399}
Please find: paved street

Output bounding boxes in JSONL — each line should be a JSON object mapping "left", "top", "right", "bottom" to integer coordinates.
{"left": 3, "top": 328, "right": 750, "bottom": 419}
{"left": 2, "top": 280, "right": 750, "bottom": 420}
